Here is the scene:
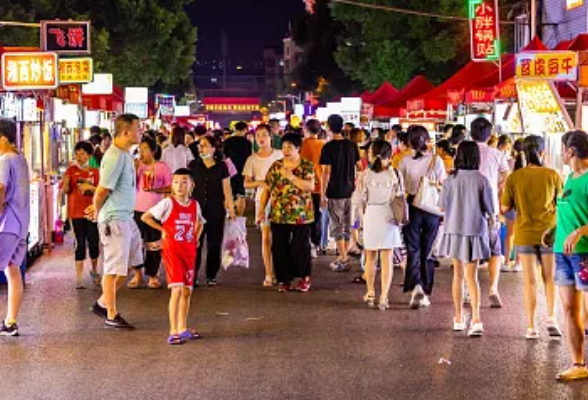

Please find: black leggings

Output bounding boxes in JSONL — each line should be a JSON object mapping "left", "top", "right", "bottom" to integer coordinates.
{"left": 71, "top": 218, "right": 100, "bottom": 261}
{"left": 134, "top": 211, "right": 162, "bottom": 278}
{"left": 196, "top": 211, "right": 226, "bottom": 280}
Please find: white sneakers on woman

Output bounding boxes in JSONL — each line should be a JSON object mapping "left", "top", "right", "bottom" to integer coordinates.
{"left": 453, "top": 317, "right": 483, "bottom": 337}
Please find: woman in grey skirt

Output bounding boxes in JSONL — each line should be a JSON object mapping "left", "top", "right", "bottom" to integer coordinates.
{"left": 439, "top": 141, "right": 494, "bottom": 337}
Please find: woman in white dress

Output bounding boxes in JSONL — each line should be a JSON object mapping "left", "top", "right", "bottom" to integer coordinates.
{"left": 243, "top": 124, "right": 283, "bottom": 286}
{"left": 360, "top": 140, "right": 404, "bottom": 310}
{"left": 161, "top": 126, "right": 195, "bottom": 173}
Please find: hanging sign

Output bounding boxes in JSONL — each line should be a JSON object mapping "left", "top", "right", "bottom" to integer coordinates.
{"left": 468, "top": 0, "right": 500, "bottom": 62}
{"left": 82, "top": 73, "right": 113, "bottom": 95}
{"left": 515, "top": 51, "right": 578, "bottom": 81}
{"left": 567, "top": 0, "right": 583, "bottom": 10}
{"left": 58, "top": 57, "right": 93, "bottom": 84}
{"left": 1, "top": 52, "right": 59, "bottom": 90}
{"left": 41, "top": 21, "right": 91, "bottom": 54}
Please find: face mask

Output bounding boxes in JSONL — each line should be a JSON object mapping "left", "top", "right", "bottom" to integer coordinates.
{"left": 201, "top": 153, "right": 212, "bottom": 160}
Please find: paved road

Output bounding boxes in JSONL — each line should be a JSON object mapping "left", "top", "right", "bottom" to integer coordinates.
{"left": 0, "top": 230, "right": 586, "bottom": 400}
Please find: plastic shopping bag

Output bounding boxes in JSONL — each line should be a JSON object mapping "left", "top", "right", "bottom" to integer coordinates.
{"left": 222, "top": 217, "right": 249, "bottom": 270}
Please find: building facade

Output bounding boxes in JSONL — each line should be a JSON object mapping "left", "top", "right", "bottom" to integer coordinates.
{"left": 543, "top": 0, "right": 587, "bottom": 48}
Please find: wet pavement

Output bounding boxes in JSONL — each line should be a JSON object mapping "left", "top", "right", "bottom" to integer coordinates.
{"left": 0, "top": 231, "right": 587, "bottom": 400}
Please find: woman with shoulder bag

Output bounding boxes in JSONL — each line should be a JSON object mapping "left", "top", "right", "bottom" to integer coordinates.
{"left": 399, "top": 125, "right": 447, "bottom": 309}
{"left": 360, "top": 140, "right": 405, "bottom": 310}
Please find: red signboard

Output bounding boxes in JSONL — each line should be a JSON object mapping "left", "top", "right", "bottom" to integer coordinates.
{"left": 1, "top": 52, "right": 59, "bottom": 90}
{"left": 465, "top": 88, "right": 495, "bottom": 104}
{"left": 469, "top": 0, "right": 500, "bottom": 62}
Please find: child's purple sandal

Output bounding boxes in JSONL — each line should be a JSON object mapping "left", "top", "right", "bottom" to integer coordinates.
{"left": 179, "top": 328, "right": 202, "bottom": 341}
{"left": 167, "top": 335, "right": 185, "bottom": 345}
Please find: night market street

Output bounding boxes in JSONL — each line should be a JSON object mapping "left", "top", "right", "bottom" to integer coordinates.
{"left": 0, "top": 232, "right": 584, "bottom": 400}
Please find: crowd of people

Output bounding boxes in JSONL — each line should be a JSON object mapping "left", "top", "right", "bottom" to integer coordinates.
{"left": 2, "top": 113, "right": 588, "bottom": 380}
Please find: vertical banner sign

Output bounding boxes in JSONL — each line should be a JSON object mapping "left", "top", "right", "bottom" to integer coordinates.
{"left": 41, "top": 21, "right": 91, "bottom": 54}
{"left": 468, "top": 0, "right": 500, "bottom": 62}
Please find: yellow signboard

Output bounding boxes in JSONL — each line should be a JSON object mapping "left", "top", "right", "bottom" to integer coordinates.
{"left": 567, "top": 0, "right": 583, "bottom": 10}
{"left": 515, "top": 51, "right": 578, "bottom": 81}
{"left": 58, "top": 57, "right": 93, "bottom": 84}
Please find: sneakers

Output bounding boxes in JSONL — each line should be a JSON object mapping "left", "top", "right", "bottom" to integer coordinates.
{"left": 526, "top": 328, "right": 540, "bottom": 340}
{"left": 0, "top": 321, "right": 19, "bottom": 337}
{"left": 409, "top": 285, "right": 425, "bottom": 309}
{"left": 296, "top": 278, "right": 311, "bottom": 292}
{"left": 453, "top": 318, "right": 466, "bottom": 332}
{"left": 379, "top": 297, "right": 389, "bottom": 311}
{"left": 511, "top": 263, "right": 523, "bottom": 272}
{"left": 330, "top": 259, "right": 350, "bottom": 272}
{"left": 489, "top": 292, "right": 503, "bottom": 308}
{"left": 547, "top": 318, "right": 563, "bottom": 337}
{"left": 557, "top": 364, "right": 588, "bottom": 381}
{"left": 420, "top": 296, "right": 431, "bottom": 308}
{"left": 91, "top": 301, "right": 108, "bottom": 319}
{"left": 206, "top": 278, "right": 218, "bottom": 287}
{"left": 278, "top": 283, "right": 292, "bottom": 293}
{"left": 500, "top": 263, "right": 512, "bottom": 273}
{"left": 105, "top": 314, "right": 135, "bottom": 330}
{"left": 310, "top": 246, "right": 318, "bottom": 259}
{"left": 468, "top": 322, "right": 484, "bottom": 337}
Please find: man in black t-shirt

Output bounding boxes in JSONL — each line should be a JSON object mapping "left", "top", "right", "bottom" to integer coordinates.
{"left": 223, "top": 121, "right": 252, "bottom": 216}
{"left": 320, "top": 114, "right": 361, "bottom": 272}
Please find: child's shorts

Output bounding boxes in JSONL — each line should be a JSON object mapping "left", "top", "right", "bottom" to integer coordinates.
{"left": 163, "top": 250, "right": 197, "bottom": 289}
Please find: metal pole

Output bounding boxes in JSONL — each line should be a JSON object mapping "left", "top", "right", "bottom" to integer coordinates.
{"left": 530, "top": 0, "right": 537, "bottom": 39}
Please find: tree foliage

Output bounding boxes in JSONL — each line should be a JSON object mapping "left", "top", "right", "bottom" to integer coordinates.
{"left": 0, "top": 0, "right": 197, "bottom": 91}
{"left": 331, "top": 0, "right": 470, "bottom": 90}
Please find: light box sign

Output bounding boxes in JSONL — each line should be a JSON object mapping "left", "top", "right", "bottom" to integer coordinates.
{"left": 125, "top": 103, "right": 148, "bottom": 119}
{"left": 82, "top": 73, "right": 113, "bottom": 95}
{"left": 41, "top": 21, "right": 91, "bottom": 54}
{"left": 59, "top": 57, "right": 93, "bottom": 84}
{"left": 1, "top": 52, "right": 58, "bottom": 90}
{"left": 516, "top": 51, "right": 578, "bottom": 81}
{"left": 567, "top": 0, "right": 583, "bottom": 10}
{"left": 468, "top": 0, "right": 500, "bottom": 62}
{"left": 125, "top": 87, "right": 148, "bottom": 103}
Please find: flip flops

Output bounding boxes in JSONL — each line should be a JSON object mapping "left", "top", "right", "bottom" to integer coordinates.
{"left": 179, "top": 328, "right": 202, "bottom": 341}
{"left": 167, "top": 335, "right": 185, "bottom": 345}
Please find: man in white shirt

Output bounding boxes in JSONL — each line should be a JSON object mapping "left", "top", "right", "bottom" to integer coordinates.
{"left": 471, "top": 117, "right": 510, "bottom": 308}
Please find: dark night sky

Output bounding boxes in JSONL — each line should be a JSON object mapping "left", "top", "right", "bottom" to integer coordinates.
{"left": 187, "top": 0, "right": 303, "bottom": 65}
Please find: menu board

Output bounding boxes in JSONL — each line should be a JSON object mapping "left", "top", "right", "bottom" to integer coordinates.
{"left": 516, "top": 80, "right": 573, "bottom": 135}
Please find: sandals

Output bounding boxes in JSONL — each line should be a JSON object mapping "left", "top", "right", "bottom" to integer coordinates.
{"left": 127, "top": 279, "right": 144, "bottom": 289}
{"left": 147, "top": 279, "right": 163, "bottom": 289}
{"left": 351, "top": 275, "right": 366, "bottom": 284}
{"left": 167, "top": 334, "right": 185, "bottom": 345}
{"left": 179, "top": 328, "right": 203, "bottom": 341}
{"left": 363, "top": 293, "right": 376, "bottom": 308}
{"left": 75, "top": 282, "right": 86, "bottom": 290}
{"left": 90, "top": 271, "right": 101, "bottom": 286}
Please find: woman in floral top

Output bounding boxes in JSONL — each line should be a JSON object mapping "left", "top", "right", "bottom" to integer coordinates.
{"left": 258, "top": 133, "right": 315, "bottom": 292}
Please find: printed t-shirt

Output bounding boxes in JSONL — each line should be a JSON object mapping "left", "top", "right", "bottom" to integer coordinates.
{"left": 64, "top": 164, "right": 100, "bottom": 219}
{"left": 555, "top": 171, "right": 588, "bottom": 253}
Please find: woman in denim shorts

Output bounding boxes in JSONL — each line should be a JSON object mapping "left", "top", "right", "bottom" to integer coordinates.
{"left": 501, "top": 136, "right": 563, "bottom": 341}
{"left": 553, "top": 130, "right": 588, "bottom": 381}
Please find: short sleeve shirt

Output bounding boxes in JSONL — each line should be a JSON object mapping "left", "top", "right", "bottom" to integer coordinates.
{"left": 135, "top": 162, "right": 172, "bottom": 212}
{"left": 478, "top": 143, "right": 510, "bottom": 216}
{"left": 243, "top": 150, "right": 283, "bottom": 202}
{"left": 189, "top": 158, "right": 230, "bottom": 215}
{"left": 64, "top": 165, "right": 100, "bottom": 219}
{"left": 399, "top": 154, "right": 447, "bottom": 195}
{"left": 0, "top": 152, "right": 30, "bottom": 238}
{"left": 98, "top": 145, "right": 136, "bottom": 223}
{"left": 300, "top": 137, "right": 325, "bottom": 193}
{"left": 266, "top": 159, "right": 315, "bottom": 224}
{"left": 148, "top": 197, "right": 206, "bottom": 224}
{"left": 319, "top": 139, "right": 360, "bottom": 199}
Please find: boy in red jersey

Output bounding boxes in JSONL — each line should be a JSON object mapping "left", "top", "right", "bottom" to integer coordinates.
{"left": 142, "top": 168, "right": 205, "bottom": 345}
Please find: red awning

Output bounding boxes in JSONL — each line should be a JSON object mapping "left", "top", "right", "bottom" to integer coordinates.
{"left": 82, "top": 85, "right": 124, "bottom": 113}
{"left": 373, "top": 76, "right": 435, "bottom": 117}
{"left": 360, "top": 82, "right": 398, "bottom": 105}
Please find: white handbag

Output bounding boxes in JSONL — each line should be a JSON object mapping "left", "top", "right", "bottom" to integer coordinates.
{"left": 413, "top": 155, "right": 444, "bottom": 216}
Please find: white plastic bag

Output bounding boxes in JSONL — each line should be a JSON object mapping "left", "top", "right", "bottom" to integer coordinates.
{"left": 222, "top": 217, "right": 249, "bottom": 270}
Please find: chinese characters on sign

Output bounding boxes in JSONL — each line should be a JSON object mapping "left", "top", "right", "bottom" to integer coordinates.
{"left": 515, "top": 52, "right": 578, "bottom": 81}
{"left": 468, "top": 0, "right": 500, "bottom": 62}
{"left": 41, "top": 21, "right": 91, "bottom": 54}
{"left": 465, "top": 88, "right": 494, "bottom": 104}
{"left": 1, "top": 52, "right": 58, "bottom": 90}
{"left": 59, "top": 58, "right": 93, "bottom": 84}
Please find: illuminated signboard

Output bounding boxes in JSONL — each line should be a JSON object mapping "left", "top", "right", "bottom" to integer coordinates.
{"left": 41, "top": 21, "right": 91, "bottom": 54}
{"left": 58, "top": 57, "right": 93, "bottom": 84}
{"left": 82, "top": 73, "right": 113, "bottom": 95}
{"left": 465, "top": 88, "right": 495, "bottom": 104}
{"left": 567, "top": 0, "right": 583, "bottom": 10}
{"left": 468, "top": 0, "right": 500, "bottom": 61}
{"left": 124, "top": 103, "right": 148, "bottom": 119}
{"left": 516, "top": 80, "right": 572, "bottom": 134}
{"left": 205, "top": 104, "right": 260, "bottom": 112}
{"left": 1, "top": 52, "right": 58, "bottom": 90}
{"left": 515, "top": 51, "right": 578, "bottom": 81}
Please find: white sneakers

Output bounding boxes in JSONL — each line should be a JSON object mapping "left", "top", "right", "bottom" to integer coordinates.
{"left": 409, "top": 285, "right": 425, "bottom": 309}
{"left": 453, "top": 318, "right": 466, "bottom": 332}
{"left": 468, "top": 322, "right": 484, "bottom": 337}
{"left": 525, "top": 319, "right": 562, "bottom": 340}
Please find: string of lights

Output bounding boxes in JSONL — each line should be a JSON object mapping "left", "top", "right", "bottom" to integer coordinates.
{"left": 304, "top": 0, "right": 515, "bottom": 25}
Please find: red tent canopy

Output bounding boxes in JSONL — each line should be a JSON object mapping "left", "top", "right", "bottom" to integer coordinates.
{"left": 373, "top": 76, "right": 435, "bottom": 117}
{"left": 361, "top": 82, "right": 398, "bottom": 105}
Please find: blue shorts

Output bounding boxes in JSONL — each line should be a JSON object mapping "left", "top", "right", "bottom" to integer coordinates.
{"left": 555, "top": 253, "right": 588, "bottom": 291}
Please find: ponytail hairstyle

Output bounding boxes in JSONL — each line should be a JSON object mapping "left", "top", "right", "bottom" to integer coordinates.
{"left": 370, "top": 139, "right": 392, "bottom": 173}
{"left": 436, "top": 139, "right": 455, "bottom": 158}
{"left": 513, "top": 138, "right": 525, "bottom": 171}
{"left": 522, "top": 135, "right": 545, "bottom": 167}
{"left": 407, "top": 125, "right": 430, "bottom": 160}
{"left": 562, "top": 130, "right": 588, "bottom": 160}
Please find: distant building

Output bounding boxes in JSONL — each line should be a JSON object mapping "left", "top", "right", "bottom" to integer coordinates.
{"left": 542, "top": 0, "right": 587, "bottom": 48}
{"left": 264, "top": 45, "right": 284, "bottom": 100}
{"left": 283, "top": 29, "right": 303, "bottom": 77}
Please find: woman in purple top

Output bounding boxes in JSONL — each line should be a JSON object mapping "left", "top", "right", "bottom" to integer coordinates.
{"left": 128, "top": 137, "right": 172, "bottom": 289}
